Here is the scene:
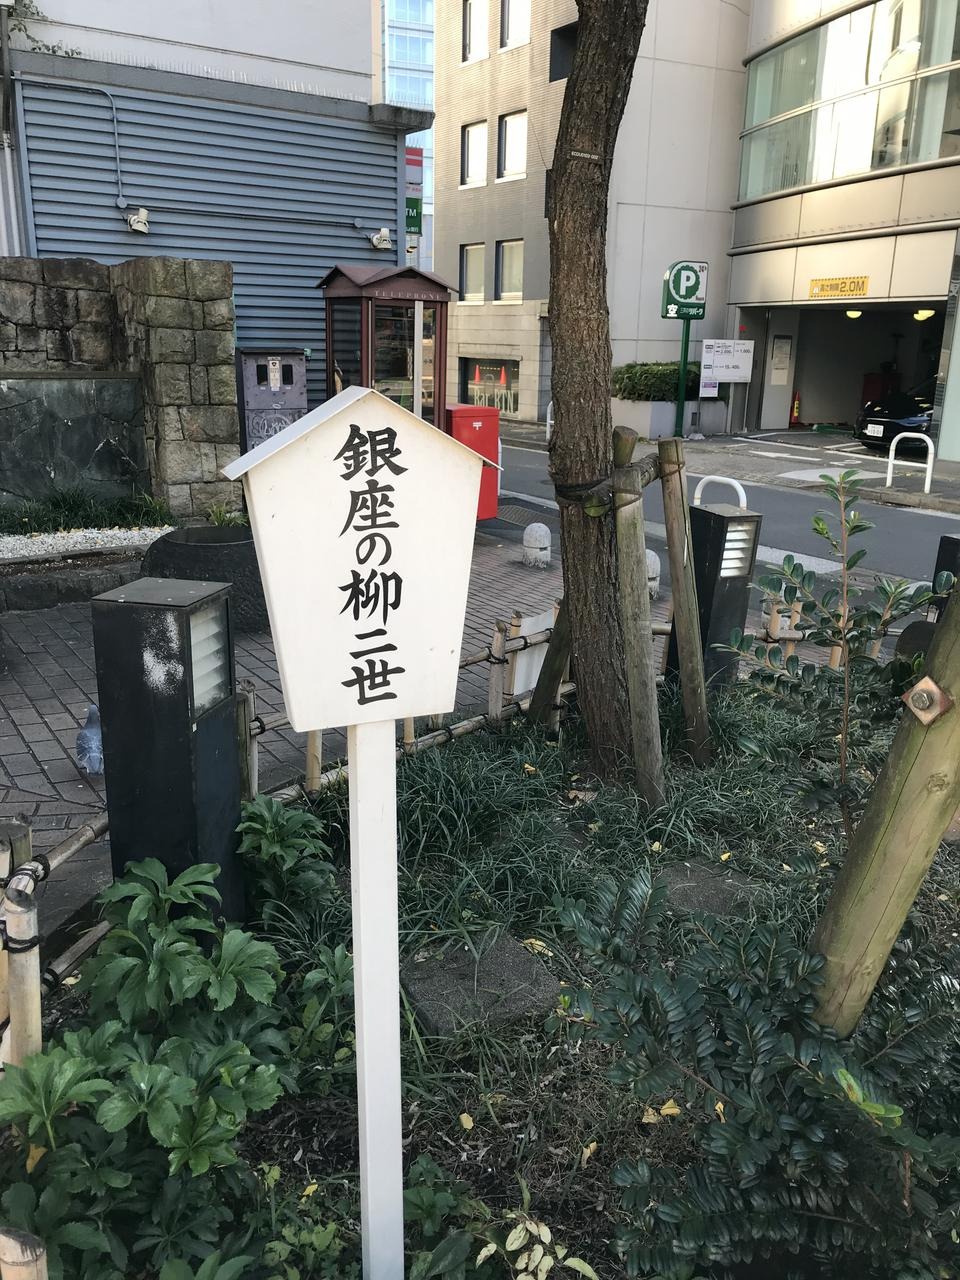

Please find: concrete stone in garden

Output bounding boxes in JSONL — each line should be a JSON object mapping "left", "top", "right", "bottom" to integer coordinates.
{"left": 42, "top": 258, "right": 109, "bottom": 291}
{"left": 402, "top": 933, "right": 562, "bottom": 1035}
{"left": 185, "top": 259, "right": 232, "bottom": 301}
{"left": 655, "top": 859, "right": 761, "bottom": 918}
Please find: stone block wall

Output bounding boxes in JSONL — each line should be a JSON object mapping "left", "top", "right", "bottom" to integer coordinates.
{"left": 0, "top": 256, "right": 115, "bottom": 371}
{"left": 110, "top": 257, "right": 241, "bottom": 518}
{"left": 0, "top": 254, "right": 242, "bottom": 517}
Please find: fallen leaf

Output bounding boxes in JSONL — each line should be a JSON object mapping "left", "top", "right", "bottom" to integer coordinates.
{"left": 459, "top": 1112, "right": 475, "bottom": 1131}
{"left": 580, "top": 1140, "right": 598, "bottom": 1168}
{"left": 587, "top": 822, "right": 601, "bottom": 833}
{"left": 567, "top": 789, "right": 598, "bottom": 805}
{"left": 641, "top": 1107, "right": 661, "bottom": 1125}
{"left": 26, "top": 1145, "right": 46, "bottom": 1174}
{"left": 650, "top": 841, "right": 662, "bottom": 853}
{"left": 720, "top": 851, "right": 733, "bottom": 862}
{"left": 714, "top": 1101, "right": 725, "bottom": 1124}
{"left": 62, "top": 974, "right": 81, "bottom": 987}
{"left": 523, "top": 763, "right": 538, "bottom": 776}
{"left": 476, "top": 1242, "right": 497, "bottom": 1266}
{"left": 812, "top": 840, "right": 828, "bottom": 854}
{"left": 782, "top": 863, "right": 793, "bottom": 873}
{"left": 659, "top": 1099, "right": 682, "bottom": 1118}
{"left": 522, "top": 938, "right": 554, "bottom": 957}
{"left": 301, "top": 1182, "right": 318, "bottom": 1199}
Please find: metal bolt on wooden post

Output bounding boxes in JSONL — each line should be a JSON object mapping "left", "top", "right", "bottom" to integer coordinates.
{"left": 613, "top": 426, "right": 665, "bottom": 806}
{"left": 657, "top": 438, "right": 711, "bottom": 764}
{"left": 305, "top": 730, "right": 324, "bottom": 792}
{"left": 0, "top": 1230, "right": 48, "bottom": 1280}
{"left": 4, "top": 887, "right": 42, "bottom": 1067}
{"left": 812, "top": 591, "right": 960, "bottom": 1036}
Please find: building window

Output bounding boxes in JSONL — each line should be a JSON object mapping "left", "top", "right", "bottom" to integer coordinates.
{"left": 500, "top": 0, "right": 530, "bottom": 48}
{"left": 388, "top": 69, "right": 433, "bottom": 106}
{"left": 462, "top": 0, "right": 488, "bottom": 61}
{"left": 389, "top": 0, "right": 434, "bottom": 21}
{"left": 461, "top": 121, "right": 488, "bottom": 184}
{"left": 549, "top": 21, "right": 578, "bottom": 80}
{"left": 389, "top": 32, "right": 435, "bottom": 66}
{"left": 740, "top": 0, "right": 960, "bottom": 198}
{"left": 497, "top": 111, "right": 527, "bottom": 178}
{"left": 496, "top": 239, "right": 523, "bottom": 300}
{"left": 460, "top": 357, "right": 520, "bottom": 415}
{"left": 460, "top": 243, "right": 485, "bottom": 300}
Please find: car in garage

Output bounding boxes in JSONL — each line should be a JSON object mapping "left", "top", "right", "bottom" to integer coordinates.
{"left": 854, "top": 378, "right": 936, "bottom": 451}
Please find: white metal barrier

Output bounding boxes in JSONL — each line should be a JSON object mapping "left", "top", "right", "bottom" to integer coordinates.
{"left": 886, "top": 432, "right": 934, "bottom": 495}
{"left": 692, "top": 475, "right": 748, "bottom": 510}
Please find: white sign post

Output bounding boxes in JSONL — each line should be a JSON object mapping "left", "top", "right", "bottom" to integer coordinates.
{"left": 224, "top": 386, "right": 485, "bottom": 1280}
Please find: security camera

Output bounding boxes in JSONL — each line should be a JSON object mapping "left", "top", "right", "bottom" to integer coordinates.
{"left": 370, "top": 227, "right": 393, "bottom": 251}
{"left": 127, "top": 207, "right": 150, "bottom": 234}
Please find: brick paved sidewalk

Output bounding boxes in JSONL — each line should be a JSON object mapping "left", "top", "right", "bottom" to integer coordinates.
{"left": 0, "top": 529, "right": 566, "bottom": 942}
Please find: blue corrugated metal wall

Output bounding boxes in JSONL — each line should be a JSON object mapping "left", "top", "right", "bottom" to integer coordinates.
{"left": 17, "top": 77, "right": 402, "bottom": 403}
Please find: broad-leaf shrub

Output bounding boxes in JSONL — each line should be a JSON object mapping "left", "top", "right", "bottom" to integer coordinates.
{"left": 555, "top": 872, "right": 960, "bottom": 1280}
{"left": 0, "top": 861, "right": 288, "bottom": 1276}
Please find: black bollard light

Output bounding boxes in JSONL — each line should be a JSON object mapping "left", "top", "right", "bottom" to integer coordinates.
{"left": 91, "top": 577, "right": 246, "bottom": 919}
{"left": 668, "top": 503, "right": 763, "bottom": 684}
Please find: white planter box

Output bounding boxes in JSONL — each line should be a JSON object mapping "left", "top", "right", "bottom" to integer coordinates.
{"left": 611, "top": 397, "right": 728, "bottom": 439}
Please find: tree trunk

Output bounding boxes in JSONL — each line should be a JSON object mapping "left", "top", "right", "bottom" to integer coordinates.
{"left": 812, "top": 589, "right": 960, "bottom": 1036}
{"left": 548, "top": 0, "right": 650, "bottom": 775}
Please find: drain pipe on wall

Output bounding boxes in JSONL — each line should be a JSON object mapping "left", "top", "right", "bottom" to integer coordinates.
{"left": 0, "top": 0, "right": 22, "bottom": 257}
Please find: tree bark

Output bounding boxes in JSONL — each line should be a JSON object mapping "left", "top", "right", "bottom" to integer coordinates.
{"left": 812, "top": 589, "right": 960, "bottom": 1036}
{"left": 548, "top": 0, "right": 650, "bottom": 775}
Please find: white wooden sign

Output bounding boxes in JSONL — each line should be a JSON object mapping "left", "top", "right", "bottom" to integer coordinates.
{"left": 223, "top": 385, "right": 484, "bottom": 732}
{"left": 224, "top": 385, "right": 485, "bottom": 1280}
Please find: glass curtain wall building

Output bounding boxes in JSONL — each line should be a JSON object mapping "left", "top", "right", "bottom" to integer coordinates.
{"left": 741, "top": 0, "right": 960, "bottom": 200}
{"left": 383, "top": 0, "right": 435, "bottom": 266}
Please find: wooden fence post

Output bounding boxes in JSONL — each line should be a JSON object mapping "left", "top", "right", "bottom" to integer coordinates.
{"left": 613, "top": 427, "right": 665, "bottom": 807}
{"left": 487, "top": 620, "right": 509, "bottom": 723}
{"left": 305, "top": 730, "right": 324, "bottom": 792}
{"left": 505, "top": 610, "right": 522, "bottom": 698}
{"left": 812, "top": 590, "right": 960, "bottom": 1036}
{"left": 657, "top": 438, "right": 711, "bottom": 764}
{"left": 528, "top": 599, "right": 571, "bottom": 726}
{"left": 0, "top": 1229, "right": 48, "bottom": 1280}
{"left": 4, "top": 886, "right": 42, "bottom": 1067}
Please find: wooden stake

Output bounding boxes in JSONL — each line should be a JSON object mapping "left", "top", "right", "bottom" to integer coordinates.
{"left": 487, "top": 620, "right": 509, "bottom": 723}
{"left": 4, "top": 888, "right": 42, "bottom": 1067}
{"left": 548, "top": 600, "right": 566, "bottom": 738}
{"left": 657, "top": 438, "right": 711, "bottom": 764}
{"left": 783, "top": 599, "right": 802, "bottom": 659}
{"left": 236, "top": 683, "right": 257, "bottom": 801}
{"left": 504, "top": 610, "right": 522, "bottom": 697}
{"left": 0, "top": 824, "right": 31, "bottom": 1038}
{"left": 0, "top": 1230, "right": 48, "bottom": 1280}
{"left": 402, "top": 718, "right": 416, "bottom": 754}
{"left": 812, "top": 591, "right": 960, "bottom": 1036}
{"left": 613, "top": 426, "right": 665, "bottom": 807}
{"left": 528, "top": 599, "right": 571, "bottom": 725}
{"left": 659, "top": 601, "right": 674, "bottom": 676}
{"left": 305, "top": 731, "right": 323, "bottom": 792}
{"left": 347, "top": 720, "right": 404, "bottom": 1280}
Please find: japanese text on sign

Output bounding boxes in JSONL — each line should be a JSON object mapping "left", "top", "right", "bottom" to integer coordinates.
{"left": 335, "top": 424, "right": 409, "bottom": 707}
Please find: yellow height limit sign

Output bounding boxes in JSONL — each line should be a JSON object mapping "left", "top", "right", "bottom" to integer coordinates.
{"left": 809, "top": 275, "right": 869, "bottom": 299}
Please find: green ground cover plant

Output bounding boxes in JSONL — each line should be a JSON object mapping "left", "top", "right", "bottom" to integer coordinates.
{"left": 0, "top": 486, "right": 173, "bottom": 535}
{"left": 2, "top": 471, "right": 957, "bottom": 1276}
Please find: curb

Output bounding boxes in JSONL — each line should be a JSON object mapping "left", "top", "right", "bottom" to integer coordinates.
{"left": 859, "top": 487, "right": 960, "bottom": 515}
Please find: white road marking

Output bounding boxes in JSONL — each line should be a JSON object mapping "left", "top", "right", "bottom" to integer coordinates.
{"left": 778, "top": 466, "right": 886, "bottom": 483}
{"left": 750, "top": 449, "right": 824, "bottom": 461}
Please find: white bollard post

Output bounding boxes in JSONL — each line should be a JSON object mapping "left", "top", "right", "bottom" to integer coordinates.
{"left": 522, "top": 522, "right": 551, "bottom": 568}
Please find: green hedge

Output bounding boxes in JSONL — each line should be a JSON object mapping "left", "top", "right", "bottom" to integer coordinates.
{"left": 612, "top": 360, "right": 702, "bottom": 402}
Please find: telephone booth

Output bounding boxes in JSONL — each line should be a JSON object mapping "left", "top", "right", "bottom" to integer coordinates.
{"left": 317, "top": 264, "right": 450, "bottom": 424}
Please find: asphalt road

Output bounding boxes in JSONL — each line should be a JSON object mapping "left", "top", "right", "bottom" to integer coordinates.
{"left": 501, "top": 444, "right": 960, "bottom": 583}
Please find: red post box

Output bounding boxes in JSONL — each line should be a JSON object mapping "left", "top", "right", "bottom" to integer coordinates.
{"left": 446, "top": 404, "right": 499, "bottom": 520}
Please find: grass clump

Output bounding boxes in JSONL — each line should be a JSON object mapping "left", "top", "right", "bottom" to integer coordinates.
{"left": 0, "top": 486, "right": 174, "bottom": 534}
